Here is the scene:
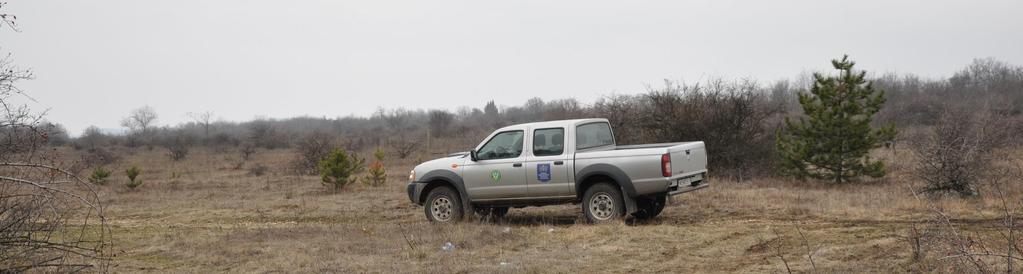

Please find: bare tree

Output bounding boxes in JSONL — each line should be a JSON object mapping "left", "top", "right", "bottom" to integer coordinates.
{"left": 121, "top": 106, "right": 158, "bottom": 147}
{"left": 524, "top": 97, "right": 545, "bottom": 121}
{"left": 0, "top": 3, "right": 16, "bottom": 31}
{"left": 187, "top": 110, "right": 214, "bottom": 138}
{"left": 1, "top": 6, "right": 111, "bottom": 270}
{"left": 121, "top": 105, "right": 158, "bottom": 135}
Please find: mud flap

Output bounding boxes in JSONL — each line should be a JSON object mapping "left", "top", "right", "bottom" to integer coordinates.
{"left": 461, "top": 193, "right": 473, "bottom": 220}
{"left": 622, "top": 186, "right": 638, "bottom": 215}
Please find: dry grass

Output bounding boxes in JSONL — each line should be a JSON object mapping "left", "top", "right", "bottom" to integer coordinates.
{"left": 67, "top": 146, "right": 1021, "bottom": 273}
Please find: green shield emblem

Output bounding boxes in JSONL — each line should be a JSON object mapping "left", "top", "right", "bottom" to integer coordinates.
{"left": 490, "top": 170, "right": 502, "bottom": 182}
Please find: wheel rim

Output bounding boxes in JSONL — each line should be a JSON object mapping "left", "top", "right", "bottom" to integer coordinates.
{"left": 431, "top": 197, "right": 453, "bottom": 221}
{"left": 589, "top": 193, "right": 616, "bottom": 220}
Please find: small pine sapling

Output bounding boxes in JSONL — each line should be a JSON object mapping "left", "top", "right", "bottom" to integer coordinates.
{"left": 125, "top": 166, "right": 143, "bottom": 189}
{"left": 88, "top": 166, "right": 112, "bottom": 185}
{"left": 318, "top": 148, "right": 365, "bottom": 193}
{"left": 363, "top": 148, "right": 387, "bottom": 187}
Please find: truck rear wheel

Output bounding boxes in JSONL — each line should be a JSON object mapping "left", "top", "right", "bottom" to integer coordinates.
{"left": 582, "top": 183, "right": 625, "bottom": 223}
{"left": 424, "top": 186, "right": 463, "bottom": 223}
{"left": 632, "top": 194, "right": 666, "bottom": 220}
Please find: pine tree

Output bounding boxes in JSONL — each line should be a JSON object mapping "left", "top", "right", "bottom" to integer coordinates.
{"left": 776, "top": 56, "right": 896, "bottom": 183}
{"left": 319, "top": 149, "right": 365, "bottom": 192}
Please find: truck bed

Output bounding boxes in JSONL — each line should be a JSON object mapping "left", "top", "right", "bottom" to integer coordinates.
{"left": 574, "top": 141, "right": 708, "bottom": 196}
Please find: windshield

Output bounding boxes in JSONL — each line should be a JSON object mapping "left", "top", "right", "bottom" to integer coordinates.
{"left": 477, "top": 130, "right": 524, "bottom": 160}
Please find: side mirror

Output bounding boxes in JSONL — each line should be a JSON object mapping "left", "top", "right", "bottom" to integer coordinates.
{"left": 469, "top": 149, "right": 478, "bottom": 162}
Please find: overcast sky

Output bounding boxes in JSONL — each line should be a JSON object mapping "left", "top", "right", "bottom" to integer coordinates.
{"left": 4, "top": 0, "right": 1022, "bottom": 135}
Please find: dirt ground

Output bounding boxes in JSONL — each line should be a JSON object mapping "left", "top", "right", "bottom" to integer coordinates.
{"left": 82, "top": 147, "right": 1021, "bottom": 273}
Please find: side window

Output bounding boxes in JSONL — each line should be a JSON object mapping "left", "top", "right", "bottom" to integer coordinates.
{"left": 576, "top": 122, "right": 614, "bottom": 150}
{"left": 532, "top": 128, "right": 564, "bottom": 156}
{"left": 477, "top": 131, "right": 524, "bottom": 160}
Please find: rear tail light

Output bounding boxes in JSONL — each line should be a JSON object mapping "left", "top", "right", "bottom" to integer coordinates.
{"left": 661, "top": 153, "right": 671, "bottom": 177}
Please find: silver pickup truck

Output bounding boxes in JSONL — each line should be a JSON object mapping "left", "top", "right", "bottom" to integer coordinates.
{"left": 406, "top": 118, "right": 708, "bottom": 223}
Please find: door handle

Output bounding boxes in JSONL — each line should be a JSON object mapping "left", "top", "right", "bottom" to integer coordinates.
{"left": 553, "top": 161, "right": 564, "bottom": 165}
{"left": 512, "top": 163, "right": 522, "bottom": 167}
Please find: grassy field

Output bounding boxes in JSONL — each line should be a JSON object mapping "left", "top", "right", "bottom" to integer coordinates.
{"left": 80, "top": 147, "right": 1021, "bottom": 273}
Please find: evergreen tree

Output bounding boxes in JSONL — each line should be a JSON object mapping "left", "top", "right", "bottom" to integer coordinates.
{"left": 776, "top": 56, "right": 896, "bottom": 183}
{"left": 319, "top": 149, "right": 365, "bottom": 192}
{"left": 362, "top": 148, "right": 387, "bottom": 187}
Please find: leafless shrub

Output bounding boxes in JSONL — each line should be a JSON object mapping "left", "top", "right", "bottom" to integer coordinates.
{"left": 0, "top": 21, "right": 111, "bottom": 270}
{"left": 72, "top": 126, "right": 111, "bottom": 150}
{"left": 751, "top": 224, "right": 819, "bottom": 274}
{"left": 753, "top": 229, "right": 793, "bottom": 274}
{"left": 542, "top": 98, "right": 586, "bottom": 120}
{"left": 1, "top": 163, "right": 112, "bottom": 271}
{"left": 793, "top": 223, "right": 818, "bottom": 271}
{"left": 247, "top": 119, "right": 288, "bottom": 149}
{"left": 906, "top": 167, "right": 1023, "bottom": 272}
{"left": 391, "top": 135, "right": 421, "bottom": 159}
{"left": 342, "top": 136, "right": 367, "bottom": 152}
{"left": 67, "top": 147, "right": 121, "bottom": 175}
{"left": 239, "top": 141, "right": 256, "bottom": 161}
{"left": 292, "top": 131, "right": 340, "bottom": 175}
{"left": 248, "top": 163, "right": 268, "bottom": 177}
{"left": 166, "top": 142, "right": 188, "bottom": 161}
{"left": 638, "top": 79, "right": 779, "bottom": 180}
{"left": 163, "top": 131, "right": 193, "bottom": 161}
{"left": 593, "top": 93, "right": 640, "bottom": 144}
{"left": 908, "top": 107, "right": 1013, "bottom": 196}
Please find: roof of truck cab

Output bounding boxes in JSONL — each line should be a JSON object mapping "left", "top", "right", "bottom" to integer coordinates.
{"left": 494, "top": 118, "right": 609, "bottom": 131}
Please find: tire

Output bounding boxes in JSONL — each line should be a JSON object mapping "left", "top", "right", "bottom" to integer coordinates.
{"left": 474, "top": 206, "right": 510, "bottom": 219}
{"left": 424, "top": 186, "right": 463, "bottom": 223}
{"left": 632, "top": 194, "right": 667, "bottom": 220}
{"left": 582, "top": 182, "right": 626, "bottom": 223}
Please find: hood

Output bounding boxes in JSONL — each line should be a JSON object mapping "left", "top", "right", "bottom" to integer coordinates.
{"left": 412, "top": 153, "right": 468, "bottom": 179}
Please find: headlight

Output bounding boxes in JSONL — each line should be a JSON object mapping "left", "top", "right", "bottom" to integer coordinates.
{"left": 408, "top": 170, "right": 416, "bottom": 182}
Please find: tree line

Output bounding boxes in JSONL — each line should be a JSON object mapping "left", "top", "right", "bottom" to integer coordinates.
{"left": 40, "top": 57, "right": 1020, "bottom": 183}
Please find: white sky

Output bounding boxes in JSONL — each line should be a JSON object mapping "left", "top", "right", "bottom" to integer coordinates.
{"left": 4, "top": 0, "right": 1022, "bottom": 134}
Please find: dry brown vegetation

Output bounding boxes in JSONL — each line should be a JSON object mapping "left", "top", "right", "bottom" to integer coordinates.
{"left": 70, "top": 146, "right": 1021, "bottom": 273}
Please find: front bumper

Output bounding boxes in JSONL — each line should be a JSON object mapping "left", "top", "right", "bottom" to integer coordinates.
{"left": 406, "top": 181, "right": 426, "bottom": 205}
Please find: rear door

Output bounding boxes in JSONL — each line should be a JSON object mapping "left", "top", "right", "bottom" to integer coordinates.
{"left": 462, "top": 130, "right": 528, "bottom": 200}
{"left": 525, "top": 127, "right": 572, "bottom": 198}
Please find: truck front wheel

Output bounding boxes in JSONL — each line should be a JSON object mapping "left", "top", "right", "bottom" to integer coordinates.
{"left": 582, "top": 183, "right": 625, "bottom": 223}
{"left": 424, "top": 186, "right": 463, "bottom": 223}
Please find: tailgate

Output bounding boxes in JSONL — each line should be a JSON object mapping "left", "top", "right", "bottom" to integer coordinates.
{"left": 667, "top": 141, "right": 707, "bottom": 176}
